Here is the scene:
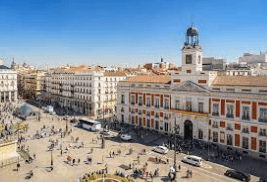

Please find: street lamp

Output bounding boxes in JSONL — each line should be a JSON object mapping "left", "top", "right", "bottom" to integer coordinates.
{"left": 50, "top": 146, "right": 53, "bottom": 170}
{"left": 173, "top": 117, "right": 180, "bottom": 172}
{"left": 208, "top": 136, "right": 212, "bottom": 161}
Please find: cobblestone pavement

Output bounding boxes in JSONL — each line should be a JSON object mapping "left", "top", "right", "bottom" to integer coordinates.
{"left": 0, "top": 103, "right": 262, "bottom": 182}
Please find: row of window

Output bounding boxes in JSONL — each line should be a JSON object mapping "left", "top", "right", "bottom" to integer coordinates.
{"left": 211, "top": 121, "right": 267, "bottom": 136}
{"left": 0, "top": 75, "right": 16, "bottom": 80}
{"left": 212, "top": 103, "right": 267, "bottom": 122}
{"left": 211, "top": 131, "right": 266, "bottom": 153}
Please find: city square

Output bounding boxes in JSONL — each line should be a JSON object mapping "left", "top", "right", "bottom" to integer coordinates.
{"left": 0, "top": 1, "right": 267, "bottom": 182}
{"left": 0, "top": 102, "right": 264, "bottom": 181}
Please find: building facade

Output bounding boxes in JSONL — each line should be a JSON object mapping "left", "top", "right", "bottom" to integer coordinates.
{"left": 117, "top": 26, "right": 267, "bottom": 160}
{"left": 46, "top": 66, "right": 127, "bottom": 118}
{"left": 0, "top": 60, "right": 17, "bottom": 103}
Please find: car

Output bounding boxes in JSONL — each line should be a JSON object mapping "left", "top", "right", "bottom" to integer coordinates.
{"left": 120, "top": 134, "right": 132, "bottom": 141}
{"left": 153, "top": 146, "right": 168, "bottom": 154}
{"left": 224, "top": 169, "right": 251, "bottom": 182}
{"left": 182, "top": 155, "right": 203, "bottom": 167}
{"left": 100, "top": 130, "right": 109, "bottom": 136}
{"left": 259, "top": 177, "right": 267, "bottom": 182}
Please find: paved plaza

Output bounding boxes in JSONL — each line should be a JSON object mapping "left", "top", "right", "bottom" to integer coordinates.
{"left": 0, "top": 104, "right": 264, "bottom": 182}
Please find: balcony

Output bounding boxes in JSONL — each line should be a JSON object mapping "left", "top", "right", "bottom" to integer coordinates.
{"left": 212, "top": 125, "right": 219, "bottom": 128}
{"left": 259, "top": 132, "right": 267, "bottom": 137}
{"left": 138, "top": 103, "right": 142, "bottom": 106}
{"left": 226, "top": 127, "right": 233, "bottom": 131}
{"left": 212, "top": 112, "right": 219, "bottom": 116}
{"left": 164, "top": 106, "right": 170, "bottom": 110}
{"left": 259, "top": 118, "right": 267, "bottom": 123}
{"left": 226, "top": 114, "right": 234, "bottom": 118}
{"left": 170, "top": 109, "right": 209, "bottom": 118}
{"left": 131, "top": 102, "right": 135, "bottom": 105}
{"left": 146, "top": 104, "right": 151, "bottom": 107}
{"left": 242, "top": 116, "right": 250, "bottom": 121}
{"left": 242, "top": 129, "right": 250, "bottom": 134}
{"left": 164, "top": 117, "right": 169, "bottom": 120}
{"left": 259, "top": 148, "right": 266, "bottom": 153}
{"left": 154, "top": 105, "right": 160, "bottom": 108}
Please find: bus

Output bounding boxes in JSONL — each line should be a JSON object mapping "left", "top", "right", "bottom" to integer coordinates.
{"left": 78, "top": 118, "right": 101, "bottom": 132}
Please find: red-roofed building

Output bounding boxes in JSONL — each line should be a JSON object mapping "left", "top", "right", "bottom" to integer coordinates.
{"left": 116, "top": 26, "right": 267, "bottom": 160}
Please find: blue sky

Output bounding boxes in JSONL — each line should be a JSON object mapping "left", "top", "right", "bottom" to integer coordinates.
{"left": 0, "top": 0, "right": 266, "bottom": 67}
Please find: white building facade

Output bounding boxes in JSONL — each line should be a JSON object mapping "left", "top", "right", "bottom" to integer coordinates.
{"left": 46, "top": 68, "right": 127, "bottom": 119}
{"left": 0, "top": 60, "right": 17, "bottom": 103}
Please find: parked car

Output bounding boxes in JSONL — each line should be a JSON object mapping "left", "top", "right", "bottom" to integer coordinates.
{"left": 153, "top": 146, "right": 168, "bottom": 154}
{"left": 100, "top": 130, "right": 109, "bottom": 136}
{"left": 120, "top": 134, "right": 132, "bottom": 141}
{"left": 224, "top": 169, "right": 251, "bottom": 182}
{"left": 259, "top": 177, "right": 267, "bottom": 182}
{"left": 182, "top": 155, "right": 203, "bottom": 167}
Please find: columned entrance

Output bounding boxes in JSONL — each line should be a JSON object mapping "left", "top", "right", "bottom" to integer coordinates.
{"left": 184, "top": 120, "right": 193, "bottom": 140}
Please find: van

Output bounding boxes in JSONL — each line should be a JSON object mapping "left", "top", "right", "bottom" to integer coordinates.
{"left": 182, "top": 155, "right": 203, "bottom": 167}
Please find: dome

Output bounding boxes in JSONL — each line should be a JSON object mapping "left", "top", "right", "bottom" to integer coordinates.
{"left": 186, "top": 26, "right": 198, "bottom": 37}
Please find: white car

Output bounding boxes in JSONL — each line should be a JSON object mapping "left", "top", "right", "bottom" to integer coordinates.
{"left": 182, "top": 155, "right": 203, "bottom": 167}
{"left": 153, "top": 146, "right": 169, "bottom": 154}
{"left": 120, "top": 134, "right": 132, "bottom": 141}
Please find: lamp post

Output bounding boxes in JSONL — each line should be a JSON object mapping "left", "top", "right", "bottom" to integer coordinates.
{"left": 50, "top": 147, "right": 53, "bottom": 170}
{"left": 208, "top": 136, "right": 212, "bottom": 161}
{"left": 173, "top": 117, "right": 180, "bottom": 172}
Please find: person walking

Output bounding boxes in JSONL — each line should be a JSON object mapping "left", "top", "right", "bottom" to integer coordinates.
{"left": 78, "top": 158, "right": 80, "bottom": 165}
{"left": 112, "top": 151, "right": 115, "bottom": 158}
{"left": 16, "top": 163, "right": 20, "bottom": 171}
{"left": 73, "top": 159, "right": 75, "bottom": 165}
{"left": 60, "top": 150, "right": 63, "bottom": 156}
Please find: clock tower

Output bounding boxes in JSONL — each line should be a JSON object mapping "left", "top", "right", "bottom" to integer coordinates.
{"left": 181, "top": 26, "right": 203, "bottom": 73}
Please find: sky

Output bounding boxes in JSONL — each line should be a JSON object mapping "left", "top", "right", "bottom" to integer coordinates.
{"left": 0, "top": 0, "right": 267, "bottom": 67}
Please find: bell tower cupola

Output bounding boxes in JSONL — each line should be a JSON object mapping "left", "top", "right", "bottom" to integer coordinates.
{"left": 181, "top": 25, "right": 203, "bottom": 72}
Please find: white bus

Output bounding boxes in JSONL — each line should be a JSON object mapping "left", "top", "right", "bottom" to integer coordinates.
{"left": 78, "top": 118, "right": 101, "bottom": 132}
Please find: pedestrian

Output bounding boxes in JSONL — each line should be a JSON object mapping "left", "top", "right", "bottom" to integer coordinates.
{"left": 73, "top": 158, "right": 75, "bottom": 165}
{"left": 78, "top": 158, "right": 80, "bottom": 165}
{"left": 60, "top": 150, "right": 63, "bottom": 156}
{"left": 16, "top": 163, "right": 20, "bottom": 171}
{"left": 167, "top": 158, "right": 169, "bottom": 164}
{"left": 178, "top": 165, "right": 181, "bottom": 171}
{"left": 33, "top": 153, "right": 36, "bottom": 159}
{"left": 112, "top": 151, "right": 115, "bottom": 158}
{"left": 149, "top": 171, "right": 153, "bottom": 179}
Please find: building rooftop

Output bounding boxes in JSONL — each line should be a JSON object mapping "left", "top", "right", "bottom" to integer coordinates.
{"left": 213, "top": 76, "right": 267, "bottom": 87}
{"left": 122, "top": 75, "right": 171, "bottom": 84}
{"left": 0, "top": 65, "right": 10, "bottom": 69}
